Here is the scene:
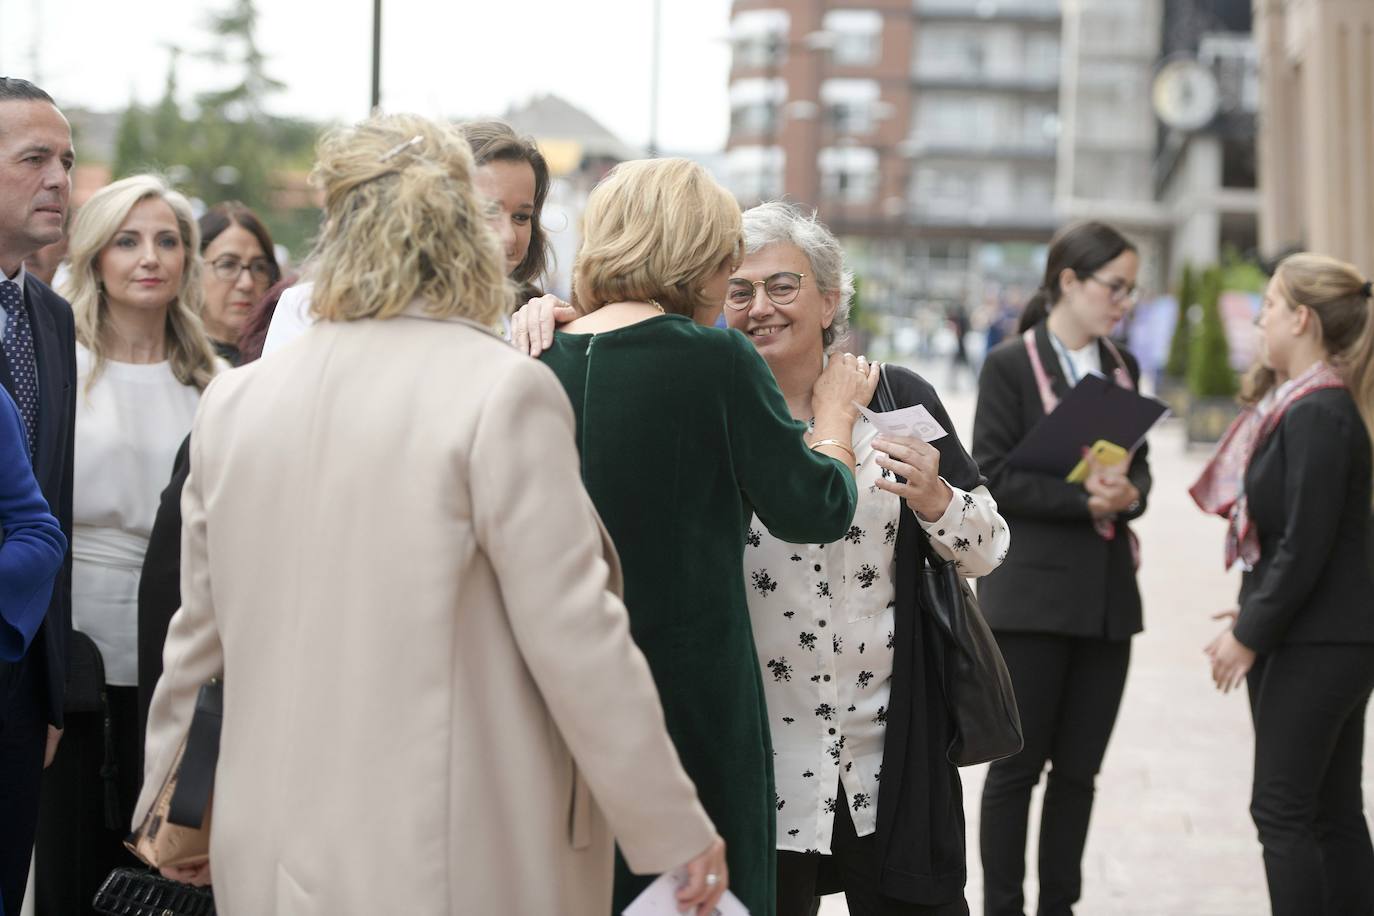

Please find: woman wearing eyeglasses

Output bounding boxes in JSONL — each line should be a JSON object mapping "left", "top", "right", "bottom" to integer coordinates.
{"left": 971, "top": 221, "right": 1152, "bottom": 916}
{"left": 198, "top": 202, "right": 281, "bottom": 365}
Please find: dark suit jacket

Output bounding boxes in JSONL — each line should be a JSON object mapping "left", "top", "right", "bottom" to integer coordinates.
{"left": 1233, "top": 388, "right": 1374, "bottom": 654}
{"left": 971, "top": 322, "right": 1151, "bottom": 640}
{"left": 0, "top": 275, "right": 75, "bottom": 725}
{"left": 136, "top": 434, "right": 189, "bottom": 736}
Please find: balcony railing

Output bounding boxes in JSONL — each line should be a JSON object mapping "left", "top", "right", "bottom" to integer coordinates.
{"left": 911, "top": 71, "right": 1059, "bottom": 93}
{"left": 914, "top": 0, "right": 1060, "bottom": 24}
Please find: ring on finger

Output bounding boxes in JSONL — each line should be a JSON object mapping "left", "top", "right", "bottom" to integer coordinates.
{"left": 705, "top": 873, "right": 719, "bottom": 888}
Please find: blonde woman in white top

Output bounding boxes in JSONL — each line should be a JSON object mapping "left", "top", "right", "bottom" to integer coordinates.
{"left": 36, "top": 174, "right": 221, "bottom": 911}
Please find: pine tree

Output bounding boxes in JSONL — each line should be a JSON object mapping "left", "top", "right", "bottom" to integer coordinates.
{"left": 1187, "top": 266, "right": 1237, "bottom": 398}
{"left": 1165, "top": 263, "right": 1194, "bottom": 379}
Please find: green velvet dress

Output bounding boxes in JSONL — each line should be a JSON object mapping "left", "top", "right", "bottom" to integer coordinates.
{"left": 541, "top": 315, "right": 858, "bottom": 916}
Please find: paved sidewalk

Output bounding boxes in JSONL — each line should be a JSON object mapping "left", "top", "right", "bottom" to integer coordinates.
{"left": 821, "top": 365, "right": 1374, "bottom": 916}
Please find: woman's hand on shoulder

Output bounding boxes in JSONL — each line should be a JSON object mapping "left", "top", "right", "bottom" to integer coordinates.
{"left": 812, "top": 353, "right": 880, "bottom": 429}
{"left": 510, "top": 294, "right": 576, "bottom": 357}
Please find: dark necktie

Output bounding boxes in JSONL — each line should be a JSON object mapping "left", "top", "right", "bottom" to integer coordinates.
{"left": 0, "top": 280, "right": 39, "bottom": 457}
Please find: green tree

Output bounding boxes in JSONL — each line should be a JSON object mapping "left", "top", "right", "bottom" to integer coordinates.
{"left": 1188, "top": 266, "right": 1237, "bottom": 398}
{"left": 1165, "top": 263, "right": 1194, "bottom": 379}
{"left": 110, "top": 2, "right": 323, "bottom": 255}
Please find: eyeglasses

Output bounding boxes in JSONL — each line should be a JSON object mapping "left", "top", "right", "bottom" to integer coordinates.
{"left": 726, "top": 272, "right": 806, "bottom": 310}
{"left": 1087, "top": 274, "right": 1139, "bottom": 305}
{"left": 209, "top": 255, "right": 275, "bottom": 285}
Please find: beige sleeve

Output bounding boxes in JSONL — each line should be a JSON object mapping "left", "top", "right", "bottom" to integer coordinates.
{"left": 132, "top": 392, "right": 227, "bottom": 828}
{"left": 469, "top": 357, "right": 717, "bottom": 874}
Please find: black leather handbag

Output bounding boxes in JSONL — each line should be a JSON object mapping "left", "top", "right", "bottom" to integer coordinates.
{"left": 91, "top": 866, "right": 215, "bottom": 916}
{"left": 876, "top": 365, "right": 1023, "bottom": 766}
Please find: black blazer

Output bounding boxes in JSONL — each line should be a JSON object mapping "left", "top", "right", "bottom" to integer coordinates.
{"left": 872, "top": 366, "right": 984, "bottom": 904}
{"left": 0, "top": 276, "right": 75, "bottom": 725}
{"left": 136, "top": 434, "right": 190, "bottom": 737}
{"left": 971, "top": 323, "right": 1151, "bottom": 640}
{"left": 1233, "top": 388, "right": 1374, "bottom": 654}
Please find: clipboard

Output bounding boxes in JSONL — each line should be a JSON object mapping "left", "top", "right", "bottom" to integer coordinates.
{"left": 1006, "top": 373, "right": 1169, "bottom": 478}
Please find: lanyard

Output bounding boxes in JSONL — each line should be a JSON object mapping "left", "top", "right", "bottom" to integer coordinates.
{"left": 1047, "top": 330, "right": 1083, "bottom": 387}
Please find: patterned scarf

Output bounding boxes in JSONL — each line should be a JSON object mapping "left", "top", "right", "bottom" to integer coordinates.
{"left": 1188, "top": 361, "right": 1346, "bottom": 570}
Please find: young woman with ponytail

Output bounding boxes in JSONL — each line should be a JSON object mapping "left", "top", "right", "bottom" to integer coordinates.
{"left": 1193, "top": 253, "right": 1374, "bottom": 915}
{"left": 971, "top": 220, "right": 1151, "bottom": 916}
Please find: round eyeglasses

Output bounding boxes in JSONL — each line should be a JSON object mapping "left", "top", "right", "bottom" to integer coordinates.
{"left": 1087, "top": 274, "right": 1140, "bottom": 305}
{"left": 726, "top": 271, "right": 806, "bottom": 310}
{"left": 210, "top": 255, "right": 275, "bottom": 285}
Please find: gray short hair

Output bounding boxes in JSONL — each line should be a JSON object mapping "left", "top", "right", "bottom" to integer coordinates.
{"left": 741, "top": 201, "right": 854, "bottom": 351}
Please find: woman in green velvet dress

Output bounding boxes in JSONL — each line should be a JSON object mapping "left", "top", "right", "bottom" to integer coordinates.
{"left": 537, "top": 158, "right": 875, "bottom": 915}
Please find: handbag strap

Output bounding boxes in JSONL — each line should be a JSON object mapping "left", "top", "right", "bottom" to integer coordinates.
{"left": 167, "top": 679, "right": 223, "bottom": 829}
{"left": 875, "top": 362, "right": 897, "bottom": 413}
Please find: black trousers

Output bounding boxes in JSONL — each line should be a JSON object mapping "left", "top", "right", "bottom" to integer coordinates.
{"left": 0, "top": 654, "right": 47, "bottom": 916}
{"left": 777, "top": 784, "right": 969, "bottom": 916}
{"left": 979, "top": 633, "right": 1130, "bottom": 916}
{"left": 1247, "top": 643, "right": 1374, "bottom": 916}
{"left": 35, "top": 685, "right": 142, "bottom": 916}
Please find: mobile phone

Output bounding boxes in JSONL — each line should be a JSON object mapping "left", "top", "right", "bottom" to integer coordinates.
{"left": 1066, "top": 439, "right": 1128, "bottom": 484}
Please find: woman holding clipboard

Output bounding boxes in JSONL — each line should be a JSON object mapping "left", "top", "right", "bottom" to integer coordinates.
{"left": 971, "top": 221, "right": 1151, "bottom": 916}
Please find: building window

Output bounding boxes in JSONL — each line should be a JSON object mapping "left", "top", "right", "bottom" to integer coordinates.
{"left": 730, "top": 78, "right": 787, "bottom": 139}
{"left": 727, "top": 145, "right": 785, "bottom": 202}
{"left": 820, "top": 79, "right": 882, "bottom": 137}
{"left": 820, "top": 146, "right": 879, "bottom": 203}
{"left": 824, "top": 9, "right": 882, "bottom": 67}
{"left": 731, "top": 9, "right": 790, "bottom": 69}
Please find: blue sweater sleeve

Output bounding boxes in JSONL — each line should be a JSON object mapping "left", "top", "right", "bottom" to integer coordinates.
{"left": 0, "top": 388, "right": 66, "bottom": 661}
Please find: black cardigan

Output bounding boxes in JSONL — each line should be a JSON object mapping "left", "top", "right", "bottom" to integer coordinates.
{"left": 1233, "top": 388, "right": 1374, "bottom": 654}
{"left": 971, "top": 323, "right": 1152, "bottom": 640}
{"left": 871, "top": 365, "right": 983, "bottom": 904}
{"left": 135, "top": 433, "right": 190, "bottom": 741}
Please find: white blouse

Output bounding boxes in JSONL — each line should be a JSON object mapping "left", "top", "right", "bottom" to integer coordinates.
{"left": 745, "top": 414, "right": 1009, "bottom": 854}
{"left": 72, "top": 345, "right": 209, "bottom": 685}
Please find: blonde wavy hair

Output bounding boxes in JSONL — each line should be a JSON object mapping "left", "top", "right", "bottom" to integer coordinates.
{"left": 308, "top": 113, "right": 510, "bottom": 327}
{"left": 573, "top": 158, "right": 742, "bottom": 318}
{"left": 62, "top": 174, "right": 219, "bottom": 393}
{"left": 1244, "top": 252, "right": 1374, "bottom": 463}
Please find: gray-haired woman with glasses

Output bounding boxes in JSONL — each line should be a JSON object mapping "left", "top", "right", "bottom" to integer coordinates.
{"left": 198, "top": 203, "right": 281, "bottom": 365}
{"left": 724, "top": 201, "right": 1007, "bottom": 916}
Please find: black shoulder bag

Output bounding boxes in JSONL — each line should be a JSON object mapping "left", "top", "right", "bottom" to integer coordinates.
{"left": 876, "top": 365, "right": 1023, "bottom": 766}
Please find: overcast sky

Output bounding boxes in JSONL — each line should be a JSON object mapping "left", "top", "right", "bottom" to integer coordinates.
{"left": 0, "top": 0, "right": 736, "bottom": 153}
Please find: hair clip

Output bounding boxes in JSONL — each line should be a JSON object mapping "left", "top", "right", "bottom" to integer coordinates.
{"left": 380, "top": 135, "right": 423, "bottom": 163}
{"left": 1362, "top": 279, "right": 1372, "bottom": 299}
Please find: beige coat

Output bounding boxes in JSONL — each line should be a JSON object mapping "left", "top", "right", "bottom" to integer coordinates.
{"left": 135, "top": 306, "right": 716, "bottom": 915}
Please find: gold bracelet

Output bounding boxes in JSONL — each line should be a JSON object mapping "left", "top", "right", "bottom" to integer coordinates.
{"left": 809, "top": 438, "right": 856, "bottom": 462}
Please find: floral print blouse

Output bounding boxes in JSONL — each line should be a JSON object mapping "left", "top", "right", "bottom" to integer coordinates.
{"left": 746, "top": 415, "right": 1009, "bottom": 853}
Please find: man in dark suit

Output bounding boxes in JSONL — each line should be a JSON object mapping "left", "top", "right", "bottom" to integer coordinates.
{"left": 0, "top": 76, "right": 76, "bottom": 915}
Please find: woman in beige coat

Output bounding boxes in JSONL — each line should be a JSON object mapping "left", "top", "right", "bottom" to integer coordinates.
{"left": 135, "top": 114, "right": 727, "bottom": 915}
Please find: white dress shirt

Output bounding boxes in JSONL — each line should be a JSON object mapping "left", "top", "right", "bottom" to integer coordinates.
{"left": 745, "top": 414, "right": 1009, "bottom": 854}
{"left": 71, "top": 345, "right": 208, "bottom": 684}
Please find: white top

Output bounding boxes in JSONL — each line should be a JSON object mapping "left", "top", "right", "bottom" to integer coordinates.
{"left": 72, "top": 344, "right": 208, "bottom": 685}
{"left": 261, "top": 281, "right": 315, "bottom": 356}
{"left": 745, "top": 414, "right": 1009, "bottom": 853}
{"left": 1049, "top": 333, "right": 1103, "bottom": 387}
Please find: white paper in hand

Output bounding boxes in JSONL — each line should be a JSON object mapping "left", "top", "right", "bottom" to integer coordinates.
{"left": 855, "top": 402, "right": 948, "bottom": 443}
{"left": 622, "top": 869, "right": 750, "bottom": 916}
